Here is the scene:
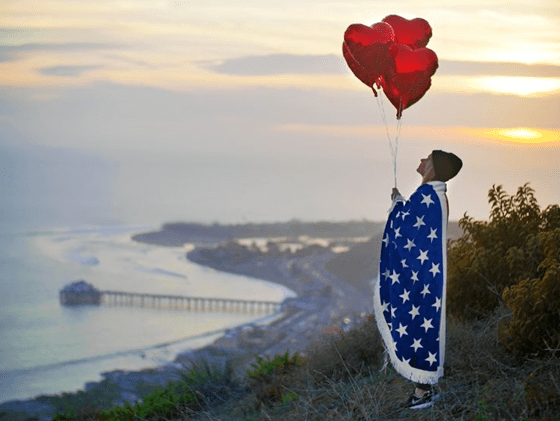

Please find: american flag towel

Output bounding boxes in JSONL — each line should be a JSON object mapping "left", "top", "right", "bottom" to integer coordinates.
{"left": 374, "top": 181, "right": 448, "bottom": 384}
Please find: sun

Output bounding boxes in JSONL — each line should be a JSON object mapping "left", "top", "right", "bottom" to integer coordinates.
{"left": 493, "top": 128, "right": 542, "bottom": 140}
{"left": 482, "top": 128, "right": 558, "bottom": 144}
{"left": 450, "top": 127, "right": 559, "bottom": 145}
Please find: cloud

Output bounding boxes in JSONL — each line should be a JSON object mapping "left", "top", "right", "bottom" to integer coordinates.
{"left": 205, "top": 53, "right": 560, "bottom": 78}
{"left": 38, "top": 65, "right": 103, "bottom": 77}
{"left": 0, "top": 42, "right": 119, "bottom": 63}
{"left": 439, "top": 61, "right": 560, "bottom": 77}
{"left": 204, "top": 54, "right": 347, "bottom": 76}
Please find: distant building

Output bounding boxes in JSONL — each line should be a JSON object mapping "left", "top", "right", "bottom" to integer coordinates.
{"left": 59, "top": 280, "right": 102, "bottom": 305}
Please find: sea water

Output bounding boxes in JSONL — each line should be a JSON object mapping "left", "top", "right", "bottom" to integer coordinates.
{"left": 0, "top": 144, "right": 303, "bottom": 404}
{"left": 0, "top": 226, "right": 295, "bottom": 403}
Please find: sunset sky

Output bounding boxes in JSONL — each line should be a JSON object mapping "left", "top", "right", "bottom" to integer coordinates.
{"left": 1, "top": 0, "right": 559, "bottom": 225}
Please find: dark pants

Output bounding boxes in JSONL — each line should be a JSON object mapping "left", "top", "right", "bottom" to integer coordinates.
{"left": 416, "top": 383, "right": 432, "bottom": 392}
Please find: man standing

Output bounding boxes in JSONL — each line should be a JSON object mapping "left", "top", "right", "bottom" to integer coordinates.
{"left": 373, "top": 150, "right": 462, "bottom": 409}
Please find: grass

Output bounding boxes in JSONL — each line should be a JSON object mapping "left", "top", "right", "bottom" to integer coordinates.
{"left": 193, "top": 308, "right": 560, "bottom": 421}
{"left": 11, "top": 308, "right": 560, "bottom": 421}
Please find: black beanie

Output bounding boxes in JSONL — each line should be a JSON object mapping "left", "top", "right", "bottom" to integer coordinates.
{"left": 432, "top": 150, "right": 462, "bottom": 182}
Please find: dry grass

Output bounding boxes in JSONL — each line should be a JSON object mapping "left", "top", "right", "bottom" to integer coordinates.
{"left": 191, "top": 308, "right": 560, "bottom": 421}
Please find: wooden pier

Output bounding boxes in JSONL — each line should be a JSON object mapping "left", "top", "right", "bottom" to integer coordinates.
{"left": 102, "top": 291, "right": 280, "bottom": 314}
{"left": 59, "top": 281, "right": 282, "bottom": 314}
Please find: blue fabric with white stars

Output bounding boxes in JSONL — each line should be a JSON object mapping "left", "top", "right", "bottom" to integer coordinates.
{"left": 378, "top": 183, "right": 444, "bottom": 373}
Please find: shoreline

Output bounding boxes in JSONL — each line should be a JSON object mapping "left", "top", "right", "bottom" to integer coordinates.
{"left": 0, "top": 223, "right": 376, "bottom": 420}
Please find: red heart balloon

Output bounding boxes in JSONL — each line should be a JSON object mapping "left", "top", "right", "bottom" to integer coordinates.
{"left": 382, "top": 15, "right": 432, "bottom": 49}
{"left": 343, "top": 22, "right": 395, "bottom": 93}
{"left": 381, "top": 43, "right": 438, "bottom": 119}
{"left": 343, "top": 42, "right": 379, "bottom": 94}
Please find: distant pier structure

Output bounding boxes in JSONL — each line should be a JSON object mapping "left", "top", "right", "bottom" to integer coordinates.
{"left": 60, "top": 280, "right": 102, "bottom": 305}
{"left": 59, "top": 281, "right": 281, "bottom": 314}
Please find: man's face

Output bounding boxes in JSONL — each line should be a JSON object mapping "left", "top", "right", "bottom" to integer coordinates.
{"left": 417, "top": 154, "right": 434, "bottom": 177}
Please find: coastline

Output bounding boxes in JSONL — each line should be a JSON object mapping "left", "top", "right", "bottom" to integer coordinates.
{"left": 0, "top": 222, "right": 378, "bottom": 420}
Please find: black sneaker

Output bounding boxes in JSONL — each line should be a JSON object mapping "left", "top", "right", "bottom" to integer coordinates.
{"left": 405, "top": 389, "right": 439, "bottom": 409}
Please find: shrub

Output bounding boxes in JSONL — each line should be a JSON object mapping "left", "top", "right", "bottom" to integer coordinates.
{"left": 446, "top": 183, "right": 560, "bottom": 357}
{"left": 246, "top": 352, "right": 306, "bottom": 406}
{"left": 500, "top": 229, "right": 560, "bottom": 357}
{"left": 447, "top": 183, "right": 559, "bottom": 321}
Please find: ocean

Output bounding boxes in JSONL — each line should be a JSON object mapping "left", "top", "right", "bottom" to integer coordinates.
{"left": 0, "top": 145, "right": 303, "bottom": 404}
{"left": 0, "top": 225, "right": 295, "bottom": 404}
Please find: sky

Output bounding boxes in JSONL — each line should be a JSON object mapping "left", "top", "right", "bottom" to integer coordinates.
{"left": 1, "top": 0, "right": 559, "bottom": 226}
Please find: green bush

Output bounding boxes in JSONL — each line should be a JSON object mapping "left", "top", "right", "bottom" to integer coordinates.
{"left": 98, "top": 385, "right": 197, "bottom": 421}
{"left": 500, "top": 229, "right": 560, "bottom": 357}
{"left": 53, "top": 383, "right": 198, "bottom": 421}
{"left": 447, "top": 183, "right": 559, "bottom": 320}
{"left": 51, "top": 361, "right": 237, "bottom": 421}
{"left": 446, "top": 183, "right": 560, "bottom": 357}
{"left": 246, "top": 352, "right": 306, "bottom": 406}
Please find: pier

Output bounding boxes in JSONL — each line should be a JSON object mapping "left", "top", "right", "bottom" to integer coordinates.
{"left": 101, "top": 291, "right": 281, "bottom": 314}
{"left": 59, "top": 282, "right": 281, "bottom": 314}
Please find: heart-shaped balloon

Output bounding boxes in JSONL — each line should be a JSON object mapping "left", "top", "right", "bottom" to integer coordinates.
{"left": 343, "top": 42, "right": 379, "bottom": 93}
{"left": 382, "top": 15, "right": 432, "bottom": 49}
{"left": 381, "top": 43, "right": 438, "bottom": 119}
{"left": 343, "top": 22, "right": 395, "bottom": 92}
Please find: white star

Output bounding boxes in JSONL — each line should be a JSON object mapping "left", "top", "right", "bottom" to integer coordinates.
{"left": 427, "top": 228, "right": 438, "bottom": 242}
{"left": 413, "top": 215, "right": 426, "bottom": 229}
{"left": 403, "top": 239, "right": 416, "bottom": 251}
{"left": 411, "top": 338, "right": 423, "bottom": 352}
{"left": 401, "top": 259, "right": 408, "bottom": 268}
{"left": 426, "top": 352, "right": 437, "bottom": 366}
{"left": 396, "top": 323, "right": 408, "bottom": 337}
{"left": 417, "top": 249, "right": 429, "bottom": 265}
{"left": 429, "top": 262, "right": 441, "bottom": 277}
{"left": 421, "top": 193, "right": 435, "bottom": 208}
{"left": 399, "top": 289, "right": 410, "bottom": 304}
{"left": 432, "top": 297, "right": 442, "bottom": 311}
{"left": 409, "top": 304, "right": 420, "bottom": 319}
{"left": 421, "top": 318, "right": 434, "bottom": 332}
{"left": 389, "top": 270, "right": 400, "bottom": 285}
{"left": 380, "top": 300, "right": 389, "bottom": 313}
{"left": 421, "top": 284, "right": 431, "bottom": 297}
{"left": 392, "top": 339, "right": 398, "bottom": 353}
{"left": 390, "top": 306, "right": 397, "bottom": 319}
{"left": 401, "top": 210, "right": 410, "bottom": 220}
{"left": 383, "top": 269, "right": 390, "bottom": 280}
{"left": 410, "top": 271, "right": 419, "bottom": 284}
{"left": 382, "top": 234, "right": 389, "bottom": 247}
{"left": 402, "top": 357, "right": 411, "bottom": 364}
{"left": 394, "top": 227, "right": 402, "bottom": 238}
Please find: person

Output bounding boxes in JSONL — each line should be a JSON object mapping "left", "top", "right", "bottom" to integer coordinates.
{"left": 373, "top": 150, "right": 462, "bottom": 410}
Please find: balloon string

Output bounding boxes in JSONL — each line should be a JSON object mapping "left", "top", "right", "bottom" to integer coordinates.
{"left": 393, "top": 115, "right": 403, "bottom": 189}
{"left": 375, "top": 94, "right": 399, "bottom": 188}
